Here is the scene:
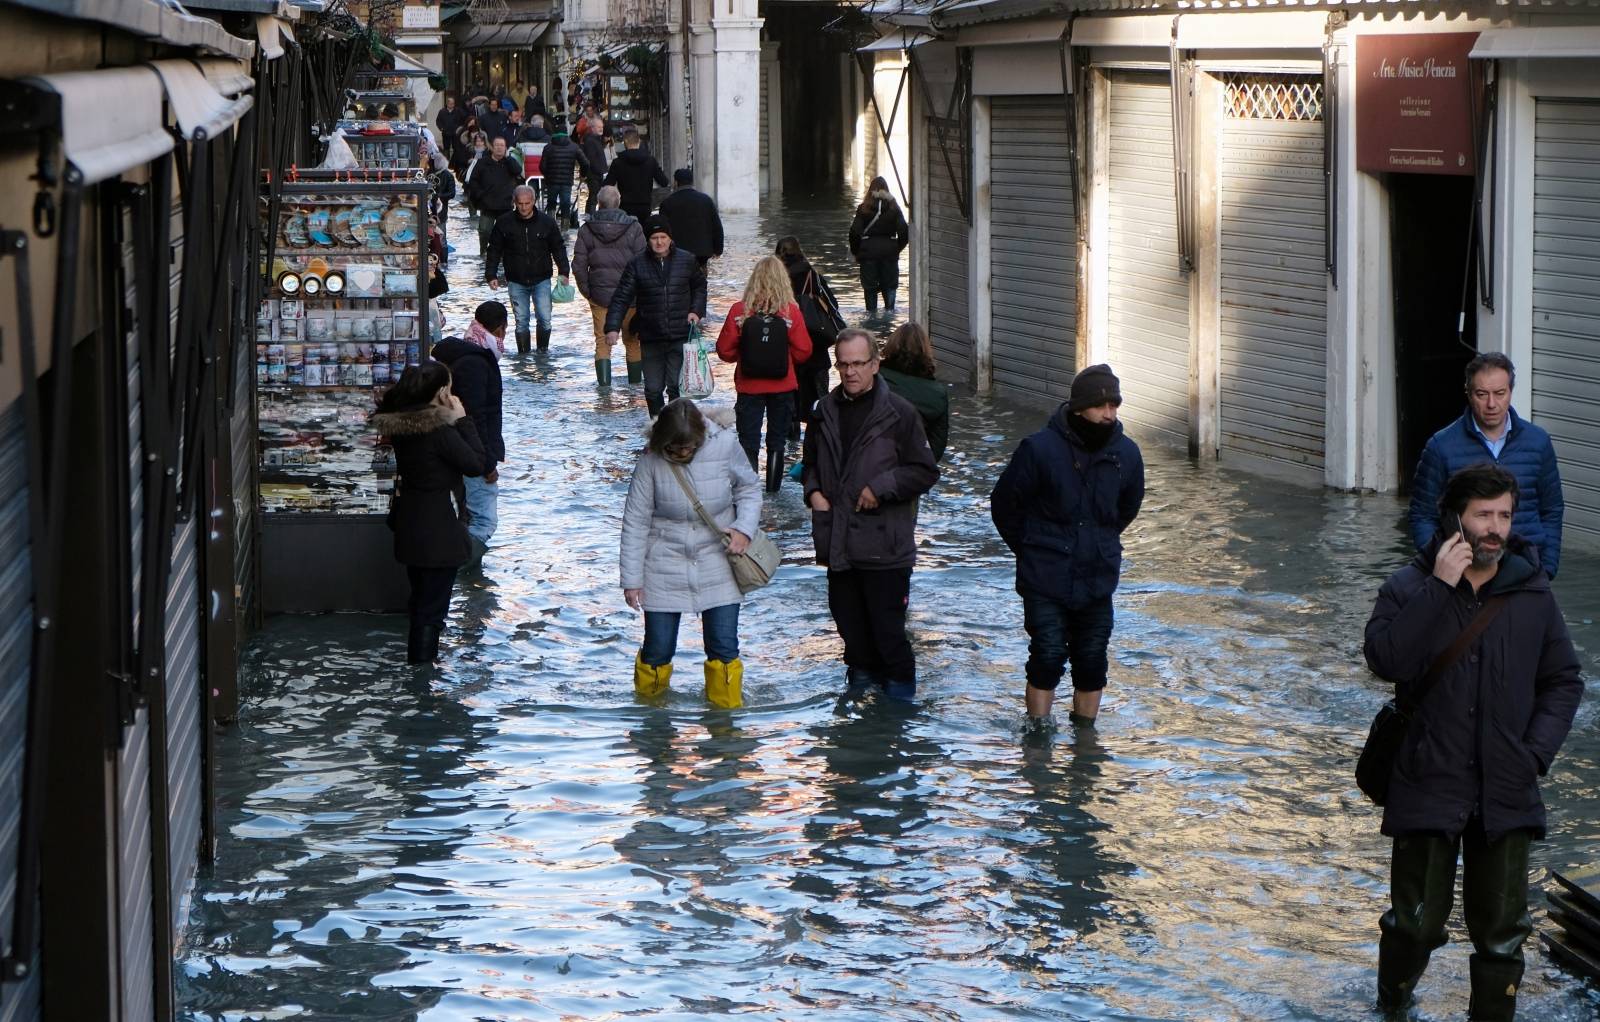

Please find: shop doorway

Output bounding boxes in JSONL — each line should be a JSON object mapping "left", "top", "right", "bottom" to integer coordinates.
{"left": 763, "top": 3, "right": 849, "bottom": 193}
{"left": 1390, "top": 173, "right": 1477, "bottom": 488}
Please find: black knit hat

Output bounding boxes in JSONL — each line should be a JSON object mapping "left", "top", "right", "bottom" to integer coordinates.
{"left": 644, "top": 213, "right": 672, "bottom": 238}
{"left": 1069, "top": 363, "right": 1122, "bottom": 412}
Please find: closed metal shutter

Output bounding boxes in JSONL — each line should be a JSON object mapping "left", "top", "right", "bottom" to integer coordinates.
{"left": 759, "top": 63, "right": 769, "bottom": 193}
{"left": 1107, "top": 72, "right": 1190, "bottom": 447}
{"left": 117, "top": 707, "right": 156, "bottom": 1022}
{"left": 1532, "top": 99, "right": 1600, "bottom": 545}
{"left": 925, "top": 114, "right": 972, "bottom": 383}
{"left": 990, "top": 96, "right": 1076, "bottom": 406}
{"left": 1218, "top": 75, "right": 1327, "bottom": 483}
{"left": 231, "top": 318, "right": 257, "bottom": 633}
{"left": 0, "top": 399, "right": 41, "bottom": 1022}
{"left": 164, "top": 514, "right": 202, "bottom": 932}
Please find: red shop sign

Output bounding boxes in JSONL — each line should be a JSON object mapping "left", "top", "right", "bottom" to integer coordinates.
{"left": 1355, "top": 32, "right": 1480, "bottom": 176}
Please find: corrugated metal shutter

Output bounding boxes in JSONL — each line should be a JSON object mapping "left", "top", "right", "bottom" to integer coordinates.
{"left": 759, "top": 62, "right": 770, "bottom": 193}
{"left": 164, "top": 514, "right": 202, "bottom": 933}
{"left": 990, "top": 96, "right": 1076, "bottom": 406}
{"left": 1532, "top": 99, "right": 1600, "bottom": 545}
{"left": 117, "top": 707, "right": 156, "bottom": 1022}
{"left": 925, "top": 114, "right": 972, "bottom": 384}
{"left": 231, "top": 315, "right": 257, "bottom": 634}
{"left": 1106, "top": 72, "right": 1190, "bottom": 447}
{"left": 0, "top": 399, "right": 41, "bottom": 1022}
{"left": 1218, "top": 76, "right": 1327, "bottom": 483}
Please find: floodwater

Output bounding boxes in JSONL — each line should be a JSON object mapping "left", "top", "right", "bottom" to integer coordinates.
{"left": 177, "top": 190, "right": 1600, "bottom": 1021}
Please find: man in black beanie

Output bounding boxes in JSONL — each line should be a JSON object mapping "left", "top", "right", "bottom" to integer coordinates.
{"left": 989, "top": 363, "right": 1146, "bottom": 726}
{"left": 604, "top": 213, "right": 706, "bottom": 415}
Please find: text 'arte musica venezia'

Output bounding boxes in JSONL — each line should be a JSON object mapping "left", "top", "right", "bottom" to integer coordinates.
{"left": 1376, "top": 57, "right": 1460, "bottom": 79}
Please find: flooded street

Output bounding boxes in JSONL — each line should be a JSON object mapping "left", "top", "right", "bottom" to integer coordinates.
{"left": 177, "top": 194, "right": 1600, "bottom": 1021}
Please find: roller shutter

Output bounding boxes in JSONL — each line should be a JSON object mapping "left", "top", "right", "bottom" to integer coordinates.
{"left": 990, "top": 96, "right": 1076, "bottom": 406}
{"left": 117, "top": 707, "right": 157, "bottom": 1022}
{"left": 759, "top": 63, "right": 769, "bottom": 193}
{"left": 164, "top": 513, "right": 203, "bottom": 932}
{"left": 1106, "top": 72, "right": 1190, "bottom": 447}
{"left": 1531, "top": 99, "right": 1600, "bottom": 545}
{"left": 1218, "top": 75, "right": 1328, "bottom": 483}
{"left": 231, "top": 327, "right": 258, "bottom": 634}
{"left": 0, "top": 400, "right": 40, "bottom": 1022}
{"left": 925, "top": 115, "right": 972, "bottom": 383}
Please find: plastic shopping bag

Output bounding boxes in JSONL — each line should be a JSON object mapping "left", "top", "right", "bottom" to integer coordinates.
{"left": 679, "top": 325, "right": 715, "bottom": 399}
{"left": 551, "top": 279, "right": 576, "bottom": 304}
{"left": 317, "top": 130, "right": 359, "bottom": 171}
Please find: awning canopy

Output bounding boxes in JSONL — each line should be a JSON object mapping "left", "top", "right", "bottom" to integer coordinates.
{"left": 149, "top": 59, "right": 255, "bottom": 140}
{"left": 255, "top": 14, "right": 295, "bottom": 60}
{"left": 5, "top": 0, "right": 255, "bottom": 58}
{"left": 195, "top": 58, "right": 255, "bottom": 97}
{"left": 1471, "top": 25, "right": 1600, "bottom": 58}
{"left": 19, "top": 68, "right": 176, "bottom": 185}
{"left": 858, "top": 28, "right": 935, "bottom": 53}
{"left": 456, "top": 19, "right": 552, "bottom": 49}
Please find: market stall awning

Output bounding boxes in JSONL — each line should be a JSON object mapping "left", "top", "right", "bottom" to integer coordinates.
{"left": 255, "top": 14, "right": 295, "bottom": 59}
{"left": 149, "top": 58, "right": 255, "bottom": 140}
{"left": 456, "top": 19, "right": 552, "bottom": 49}
{"left": 6, "top": 0, "right": 255, "bottom": 58}
{"left": 1471, "top": 26, "right": 1600, "bottom": 58}
{"left": 857, "top": 28, "right": 934, "bottom": 52}
{"left": 19, "top": 67, "right": 177, "bottom": 185}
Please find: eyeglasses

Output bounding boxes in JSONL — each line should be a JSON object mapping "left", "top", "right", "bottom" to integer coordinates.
{"left": 836, "top": 358, "right": 876, "bottom": 372}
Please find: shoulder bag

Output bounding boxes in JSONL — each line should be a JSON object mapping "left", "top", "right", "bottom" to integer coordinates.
{"left": 667, "top": 462, "right": 781, "bottom": 593}
{"left": 1355, "top": 593, "right": 1509, "bottom": 806}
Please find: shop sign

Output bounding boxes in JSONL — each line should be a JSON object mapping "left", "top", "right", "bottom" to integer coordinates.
{"left": 402, "top": 4, "right": 441, "bottom": 29}
{"left": 1355, "top": 32, "right": 1479, "bottom": 176}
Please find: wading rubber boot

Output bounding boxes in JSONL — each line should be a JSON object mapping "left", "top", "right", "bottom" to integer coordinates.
{"left": 634, "top": 654, "right": 672, "bottom": 700}
{"left": 625, "top": 361, "right": 644, "bottom": 385}
{"left": 536, "top": 324, "right": 551, "bottom": 351}
{"left": 1068, "top": 712, "right": 1097, "bottom": 727}
{"left": 705, "top": 658, "right": 744, "bottom": 709}
{"left": 408, "top": 625, "right": 442, "bottom": 665}
{"left": 515, "top": 329, "right": 531, "bottom": 355}
{"left": 883, "top": 678, "right": 916, "bottom": 703}
{"left": 764, "top": 454, "right": 785, "bottom": 493}
{"left": 595, "top": 358, "right": 612, "bottom": 387}
{"left": 1468, "top": 957, "right": 1523, "bottom": 1022}
{"left": 843, "top": 666, "right": 878, "bottom": 701}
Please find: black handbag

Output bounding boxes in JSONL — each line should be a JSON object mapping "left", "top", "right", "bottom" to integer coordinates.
{"left": 1355, "top": 594, "right": 1508, "bottom": 805}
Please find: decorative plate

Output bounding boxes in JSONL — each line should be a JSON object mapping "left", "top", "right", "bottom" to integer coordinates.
{"left": 382, "top": 205, "right": 417, "bottom": 245}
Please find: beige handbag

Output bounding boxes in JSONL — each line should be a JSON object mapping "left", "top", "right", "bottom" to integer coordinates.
{"left": 668, "top": 463, "right": 781, "bottom": 593}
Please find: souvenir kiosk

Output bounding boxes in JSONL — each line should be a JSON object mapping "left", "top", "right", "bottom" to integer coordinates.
{"left": 255, "top": 169, "right": 431, "bottom": 612}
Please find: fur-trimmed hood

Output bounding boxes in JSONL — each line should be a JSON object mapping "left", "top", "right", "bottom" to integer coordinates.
{"left": 371, "top": 404, "right": 457, "bottom": 436}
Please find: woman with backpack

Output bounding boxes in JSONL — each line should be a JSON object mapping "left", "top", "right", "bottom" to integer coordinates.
{"left": 775, "top": 236, "right": 844, "bottom": 435}
{"left": 847, "top": 175, "right": 910, "bottom": 315}
{"left": 714, "top": 256, "right": 813, "bottom": 492}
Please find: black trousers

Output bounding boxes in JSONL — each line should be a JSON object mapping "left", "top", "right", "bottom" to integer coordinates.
{"left": 639, "top": 340, "right": 683, "bottom": 416}
{"left": 734, "top": 391, "right": 794, "bottom": 471}
{"left": 859, "top": 258, "right": 899, "bottom": 311}
{"left": 407, "top": 566, "right": 457, "bottom": 630}
{"left": 827, "top": 567, "right": 914, "bottom": 686}
{"left": 1378, "top": 819, "right": 1533, "bottom": 1022}
{"left": 584, "top": 171, "right": 604, "bottom": 213}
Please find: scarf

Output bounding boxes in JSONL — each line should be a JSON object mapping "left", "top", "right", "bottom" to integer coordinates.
{"left": 466, "top": 319, "right": 504, "bottom": 356}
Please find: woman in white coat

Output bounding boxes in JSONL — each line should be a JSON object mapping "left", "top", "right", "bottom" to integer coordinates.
{"left": 621, "top": 399, "right": 762, "bottom": 707}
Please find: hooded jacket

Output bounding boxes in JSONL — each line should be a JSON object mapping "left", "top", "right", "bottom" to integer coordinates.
{"left": 619, "top": 416, "right": 762, "bottom": 613}
{"left": 1364, "top": 536, "right": 1583, "bottom": 841}
{"left": 803, "top": 377, "right": 939, "bottom": 572}
{"left": 848, "top": 191, "right": 910, "bottom": 262}
{"left": 371, "top": 404, "right": 485, "bottom": 568}
{"left": 605, "top": 245, "right": 706, "bottom": 343}
{"left": 603, "top": 146, "right": 670, "bottom": 213}
{"left": 574, "top": 210, "right": 646, "bottom": 308}
{"left": 1407, "top": 408, "right": 1565, "bottom": 578}
{"left": 539, "top": 134, "right": 590, "bottom": 188}
{"left": 485, "top": 208, "right": 570, "bottom": 285}
{"left": 658, "top": 186, "right": 725, "bottom": 261}
{"left": 430, "top": 338, "right": 503, "bottom": 470}
{"left": 989, "top": 406, "right": 1146, "bottom": 606}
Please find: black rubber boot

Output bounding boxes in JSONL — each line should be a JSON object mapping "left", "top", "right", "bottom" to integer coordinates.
{"left": 1468, "top": 957, "right": 1523, "bottom": 1022}
{"left": 536, "top": 324, "right": 551, "bottom": 351}
{"left": 595, "top": 359, "right": 612, "bottom": 387}
{"left": 626, "top": 361, "right": 643, "bottom": 384}
{"left": 515, "top": 330, "right": 531, "bottom": 355}
{"left": 765, "top": 453, "right": 784, "bottom": 493}
{"left": 407, "top": 625, "right": 442, "bottom": 665}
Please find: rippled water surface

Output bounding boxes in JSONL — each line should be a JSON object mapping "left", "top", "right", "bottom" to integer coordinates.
{"left": 177, "top": 193, "right": 1600, "bottom": 1021}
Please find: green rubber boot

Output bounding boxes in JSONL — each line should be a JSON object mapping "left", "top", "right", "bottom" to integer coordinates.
{"left": 595, "top": 358, "right": 612, "bottom": 387}
{"left": 625, "top": 361, "right": 644, "bottom": 385}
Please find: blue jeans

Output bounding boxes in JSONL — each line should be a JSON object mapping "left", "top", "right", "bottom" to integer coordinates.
{"left": 463, "top": 475, "right": 498, "bottom": 545}
{"left": 641, "top": 603, "right": 740, "bottom": 666}
{"left": 1022, "top": 594, "right": 1114, "bottom": 692}
{"left": 507, "top": 278, "right": 552, "bottom": 334}
{"left": 545, "top": 180, "right": 573, "bottom": 223}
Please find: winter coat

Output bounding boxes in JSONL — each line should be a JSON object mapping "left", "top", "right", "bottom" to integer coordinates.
{"left": 880, "top": 364, "right": 950, "bottom": 463}
{"left": 848, "top": 192, "right": 910, "bottom": 262}
{"left": 574, "top": 210, "right": 646, "bottom": 308}
{"left": 522, "top": 93, "right": 546, "bottom": 122}
{"left": 803, "top": 377, "right": 939, "bottom": 572}
{"left": 1363, "top": 536, "right": 1583, "bottom": 842}
{"left": 477, "top": 109, "right": 510, "bottom": 145}
{"left": 603, "top": 147, "right": 669, "bottom": 214}
{"left": 786, "top": 259, "right": 844, "bottom": 372}
{"left": 605, "top": 246, "right": 707, "bottom": 344}
{"left": 539, "top": 135, "right": 589, "bottom": 188}
{"left": 658, "top": 187, "right": 725, "bottom": 261}
{"left": 485, "top": 209, "right": 570, "bottom": 286}
{"left": 579, "top": 131, "right": 608, "bottom": 178}
{"left": 430, "top": 338, "right": 503, "bottom": 471}
{"left": 714, "top": 300, "right": 813, "bottom": 394}
{"left": 619, "top": 420, "right": 762, "bottom": 613}
{"left": 1407, "top": 408, "right": 1565, "bottom": 578}
{"left": 517, "top": 124, "right": 550, "bottom": 145}
{"left": 436, "top": 106, "right": 467, "bottom": 149}
{"left": 990, "top": 406, "right": 1146, "bottom": 607}
{"left": 464, "top": 154, "right": 521, "bottom": 214}
{"left": 372, "top": 405, "right": 486, "bottom": 569}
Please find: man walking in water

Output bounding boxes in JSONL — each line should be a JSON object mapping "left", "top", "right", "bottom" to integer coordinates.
{"left": 990, "top": 365, "right": 1145, "bottom": 726}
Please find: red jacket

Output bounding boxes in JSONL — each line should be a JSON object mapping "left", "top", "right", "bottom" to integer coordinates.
{"left": 715, "top": 300, "right": 813, "bottom": 394}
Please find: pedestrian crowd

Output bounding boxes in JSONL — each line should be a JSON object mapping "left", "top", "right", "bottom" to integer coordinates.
{"left": 373, "top": 94, "right": 1582, "bottom": 1022}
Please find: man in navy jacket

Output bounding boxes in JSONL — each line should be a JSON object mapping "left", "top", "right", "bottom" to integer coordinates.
{"left": 1408, "top": 352, "right": 1564, "bottom": 577}
{"left": 990, "top": 365, "right": 1145, "bottom": 726}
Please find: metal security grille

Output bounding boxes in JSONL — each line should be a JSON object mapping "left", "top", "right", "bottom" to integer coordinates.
{"left": 990, "top": 96, "right": 1076, "bottom": 406}
{"left": 1107, "top": 72, "right": 1190, "bottom": 448}
{"left": 925, "top": 114, "right": 973, "bottom": 384}
{"left": 164, "top": 514, "right": 202, "bottom": 933}
{"left": 1219, "top": 76, "right": 1328, "bottom": 483}
{"left": 1222, "top": 74, "right": 1324, "bottom": 122}
{"left": 1531, "top": 99, "right": 1600, "bottom": 544}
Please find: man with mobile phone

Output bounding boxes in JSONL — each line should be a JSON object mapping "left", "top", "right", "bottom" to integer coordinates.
{"left": 1365, "top": 464, "right": 1582, "bottom": 1021}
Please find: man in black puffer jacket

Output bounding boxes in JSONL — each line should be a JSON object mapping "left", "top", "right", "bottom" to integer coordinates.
{"left": 539, "top": 130, "right": 590, "bottom": 228}
{"left": 485, "top": 185, "right": 571, "bottom": 353}
{"left": 1363, "top": 463, "right": 1582, "bottom": 1022}
{"left": 604, "top": 213, "right": 705, "bottom": 416}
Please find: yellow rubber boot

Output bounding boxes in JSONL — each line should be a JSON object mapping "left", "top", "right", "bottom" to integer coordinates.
{"left": 704, "top": 658, "right": 744, "bottom": 710}
{"left": 634, "top": 654, "right": 672, "bottom": 700}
